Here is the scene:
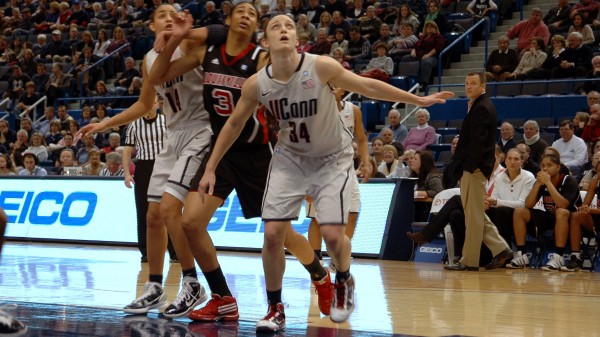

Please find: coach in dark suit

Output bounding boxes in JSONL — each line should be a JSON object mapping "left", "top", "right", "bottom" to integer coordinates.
{"left": 445, "top": 73, "right": 512, "bottom": 271}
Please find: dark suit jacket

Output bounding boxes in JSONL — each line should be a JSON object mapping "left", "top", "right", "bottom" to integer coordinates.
{"left": 564, "top": 45, "right": 593, "bottom": 70}
{"left": 486, "top": 48, "right": 519, "bottom": 73}
{"left": 498, "top": 137, "right": 516, "bottom": 153}
{"left": 451, "top": 93, "right": 497, "bottom": 181}
{"left": 543, "top": 5, "right": 571, "bottom": 27}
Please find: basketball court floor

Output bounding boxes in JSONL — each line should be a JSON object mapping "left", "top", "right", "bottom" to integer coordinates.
{"left": 2, "top": 241, "right": 600, "bottom": 336}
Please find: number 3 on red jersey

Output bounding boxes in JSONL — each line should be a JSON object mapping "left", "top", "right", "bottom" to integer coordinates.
{"left": 213, "top": 89, "right": 234, "bottom": 116}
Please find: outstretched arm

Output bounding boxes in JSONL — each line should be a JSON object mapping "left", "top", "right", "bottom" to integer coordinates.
{"left": 315, "top": 56, "right": 454, "bottom": 106}
{"left": 79, "top": 60, "right": 156, "bottom": 136}
{"left": 198, "top": 75, "right": 260, "bottom": 198}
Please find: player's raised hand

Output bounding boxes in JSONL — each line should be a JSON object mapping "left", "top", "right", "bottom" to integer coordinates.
{"left": 153, "top": 30, "right": 172, "bottom": 52}
{"left": 198, "top": 171, "right": 216, "bottom": 201}
{"left": 419, "top": 91, "right": 455, "bottom": 107}
{"left": 170, "top": 10, "right": 193, "bottom": 38}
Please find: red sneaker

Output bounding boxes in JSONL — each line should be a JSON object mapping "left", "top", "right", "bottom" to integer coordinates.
{"left": 312, "top": 270, "right": 334, "bottom": 315}
{"left": 256, "top": 303, "right": 285, "bottom": 333}
{"left": 188, "top": 294, "right": 239, "bottom": 322}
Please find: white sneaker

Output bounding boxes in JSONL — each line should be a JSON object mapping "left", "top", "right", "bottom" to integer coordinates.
{"left": 124, "top": 282, "right": 167, "bottom": 314}
{"left": 541, "top": 253, "right": 564, "bottom": 272}
{"left": 506, "top": 251, "right": 529, "bottom": 269}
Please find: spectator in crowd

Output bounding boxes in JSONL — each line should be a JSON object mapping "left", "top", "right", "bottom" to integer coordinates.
{"left": 330, "top": 28, "right": 348, "bottom": 55}
{"left": 372, "top": 24, "right": 394, "bottom": 53}
{"left": 56, "top": 105, "right": 74, "bottom": 131}
{"left": 99, "top": 151, "right": 124, "bottom": 176}
{"left": 81, "top": 148, "right": 105, "bottom": 175}
{"left": 552, "top": 120, "right": 588, "bottom": 175}
{"left": 359, "top": 6, "right": 382, "bottom": 43}
{"left": 544, "top": 0, "right": 571, "bottom": 33}
{"left": 93, "top": 29, "right": 111, "bottom": 59}
{"left": 77, "top": 106, "right": 93, "bottom": 128}
{"left": 509, "top": 153, "right": 580, "bottom": 270}
{"left": 318, "top": 11, "right": 333, "bottom": 32}
{"left": 379, "top": 127, "right": 395, "bottom": 145}
{"left": 551, "top": 32, "right": 593, "bottom": 79}
{"left": 521, "top": 119, "right": 548, "bottom": 163}
{"left": 466, "top": 0, "right": 497, "bottom": 40}
{"left": 393, "top": 4, "right": 420, "bottom": 34}
{"left": 105, "top": 27, "right": 130, "bottom": 77}
{"left": 270, "top": 0, "right": 289, "bottom": 16}
{"left": 0, "top": 120, "right": 17, "bottom": 152}
{"left": 329, "top": 11, "right": 351, "bottom": 38}
{"left": 16, "top": 81, "right": 41, "bottom": 119}
{"left": 485, "top": 36, "right": 519, "bottom": 82}
{"left": 407, "top": 0, "right": 427, "bottom": 20}
{"left": 505, "top": 8, "right": 550, "bottom": 53}
{"left": 0, "top": 153, "right": 17, "bottom": 175}
{"left": 579, "top": 144, "right": 600, "bottom": 190}
{"left": 359, "top": 156, "right": 386, "bottom": 179}
{"left": 360, "top": 42, "right": 393, "bottom": 81}
{"left": 582, "top": 104, "right": 600, "bottom": 142}
{"left": 371, "top": 137, "right": 385, "bottom": 166}
{"left": 535, "top": 35, "right": 567, "bottom": 79}
{"left": 31, "top": 63, "right": 49, "bottom": 94}
{"left": 389, "top": 23, "right": 418, "bottom": 63}
{"left": 419, "top": 0, "right": 448, "bottom": 35}
{"left": 55, "top": 148, "right": 82, "bottom": 175}
{"left": 4, "top": 65, "right": 30, "bottom": 109}
{"left": 23, "top": 131, "right": 48, "bottom": 162}
{"left": 347, "top": 0, "right": 365, "bottom": 21}
{"left": 331, "top": 47, "right": 350, "bottom": 69}
{"left": 32, "top": 34, "right": 49, "bottom": 60}
{"left": 34, "top": 2, "right": 59, "bottom": 33}
{"left": 18, "top": 152, "right": 47, "bottom": 176}
{"left": 498, "top": 122, "right": 517, "bottom": 154}
{"left": 378, "top": 144, "right": 401, "bottom": 177}
{"left": 114, "top": 57, "right": 141, "bottom": 95}
{"left": 570, "top": 0, "right": 599, "bottom": 25}
{"left": 88, "top": 2, "right": 109, "bottom": 30}
{"left": 20, "top": 118, "right": 34, "bottom": 137}
{"left": 401, "top": 21, "right": 445, "bottom": 88}
{"left": 76, "top": 133, "right": 99, "bottom": 165}
{"left": 197, "top": 0, "right": 223, "bottom": 27}
{"left": 506, "top": 37, "right": 547, "bottom": 80}
{"left": 306, "top": 0, "right": 325, "bottom": 25}
{"left": 44, "top": 29, "right": 71, "bottom": 63}
{"left": 409, "top": 150, "right": 443, "bottom": 220}
{"left": 309, "top": 28, "right": 332, "bottom": 55}
{"left": 100, "top": 132, "right": 120, "bottom": 161}
{"left": 117, "top": 3, "right": 133, "bottom": 28}
{"left": 45, "top": 120, "right": 63, "bottom": 158}
{"left": 19, "top": 49, "right": 36, "bottom": 77}
{"left": 378, "top": 109, "right": 408, "bottom": 143}
{"left": 48, "top": 131, "right": 78, "bottom": 163}
{"left": 34, "top": 106, "right": 58, "bottom": 136}
{"left": 403, "top": 108, "right": 437, "bottom": 151}
{"left": 516, "top": 143, "right": 540, "bottom": 175}
{"left": 66, "top": 0, "right": 89, "bottom": 27}
{"left": 296, "top": 14, "right": 317, "bottom": 41}
{"left": 75, "top": 30, "right": 96, "bottom": 56}
{"left": 11, "top": 129, "right": 29, "bottom": 158}
{"left": 296, "top": 33, "right": 312, "bottom": 53}
{"left": 573, "top": 111, "right": 589, "bottom": 137}
{"left": 87, "top": 81, "right": 113, "bottom": 109}
{"left": 325, "top": 0, "right": 347, "bottom": 17}
{"left": 568, "top": 13, "right": 595, "bottom": 45}
{"left": 290, "top": 0, "right": 306, "bottom": 20}
{"left": 584, "top": 56, "right": 600, "bottom": 93}
{"left": 345, "top": 26, "right": 371, "bottom": 68}
{"left": 45, "top": 62, "right": 70, "bottom": 105}
{"left": 130, "top": 0, "right": 150, "bottom": 26}
{"left": 8, "top": 38, "right": 24, "bottom": 62}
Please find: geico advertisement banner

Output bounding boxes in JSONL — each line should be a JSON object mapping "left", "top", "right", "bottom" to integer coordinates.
{"left": 2, "top": 178, "right": 394, "bottom": 255}
{"left": 2, "top": 178, "right": 137, "bottom": 242}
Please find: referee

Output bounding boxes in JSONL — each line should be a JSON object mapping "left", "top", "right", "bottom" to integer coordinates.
{"left": 123, "top": 97, "right": 177, "bottom": 262}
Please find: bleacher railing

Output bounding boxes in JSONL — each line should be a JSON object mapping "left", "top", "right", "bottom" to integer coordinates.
{"left": 438, "top": 18, "right": 489, "bottom": 85}
{"left": 79, "top": 42, "right": 131, "bottom": 104}
{"left": 19, "top": 95, "right": 47, "bottom": 121}
{"left": 425, "top": 78, "right": 596, "bottom": 97}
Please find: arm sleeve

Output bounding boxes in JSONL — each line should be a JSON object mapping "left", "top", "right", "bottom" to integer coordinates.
{"left": 205, "top": 24, "right": 228, "bottom": 46}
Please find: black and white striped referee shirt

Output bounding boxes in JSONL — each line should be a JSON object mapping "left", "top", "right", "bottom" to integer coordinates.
{"left": 124, "top": 113, "right": 166, "bottom": 160}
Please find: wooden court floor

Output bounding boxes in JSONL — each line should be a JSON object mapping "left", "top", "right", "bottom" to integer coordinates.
{"left": 2, "top": 241, "right": 600, "bottom": 337}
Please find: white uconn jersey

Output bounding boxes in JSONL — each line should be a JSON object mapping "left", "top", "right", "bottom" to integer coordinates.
{"left": 257, "top": 53, "right": 352, "bottom": 156}
{"left": 340, "top": 101, "right": 355, "bottom": 137}
{"left": 145, "top": 48, "right": 210, "bottom": 129}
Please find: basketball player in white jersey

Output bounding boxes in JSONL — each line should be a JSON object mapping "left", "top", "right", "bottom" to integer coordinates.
{"left": 197, "top": 14, "right": 453, "bottom": 332}
{"left": 148, "top": 3, "right": 336, "bottom": 321}
{"left": 79, "top": 5, "right": 227, "bottom": 318}
{"left": 306, "top": 85, "right": 366, "bottom": 265}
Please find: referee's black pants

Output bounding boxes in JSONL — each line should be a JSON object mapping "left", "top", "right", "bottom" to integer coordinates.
{"left": 134, "top": 160, "right": 176, "bottom": 260}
